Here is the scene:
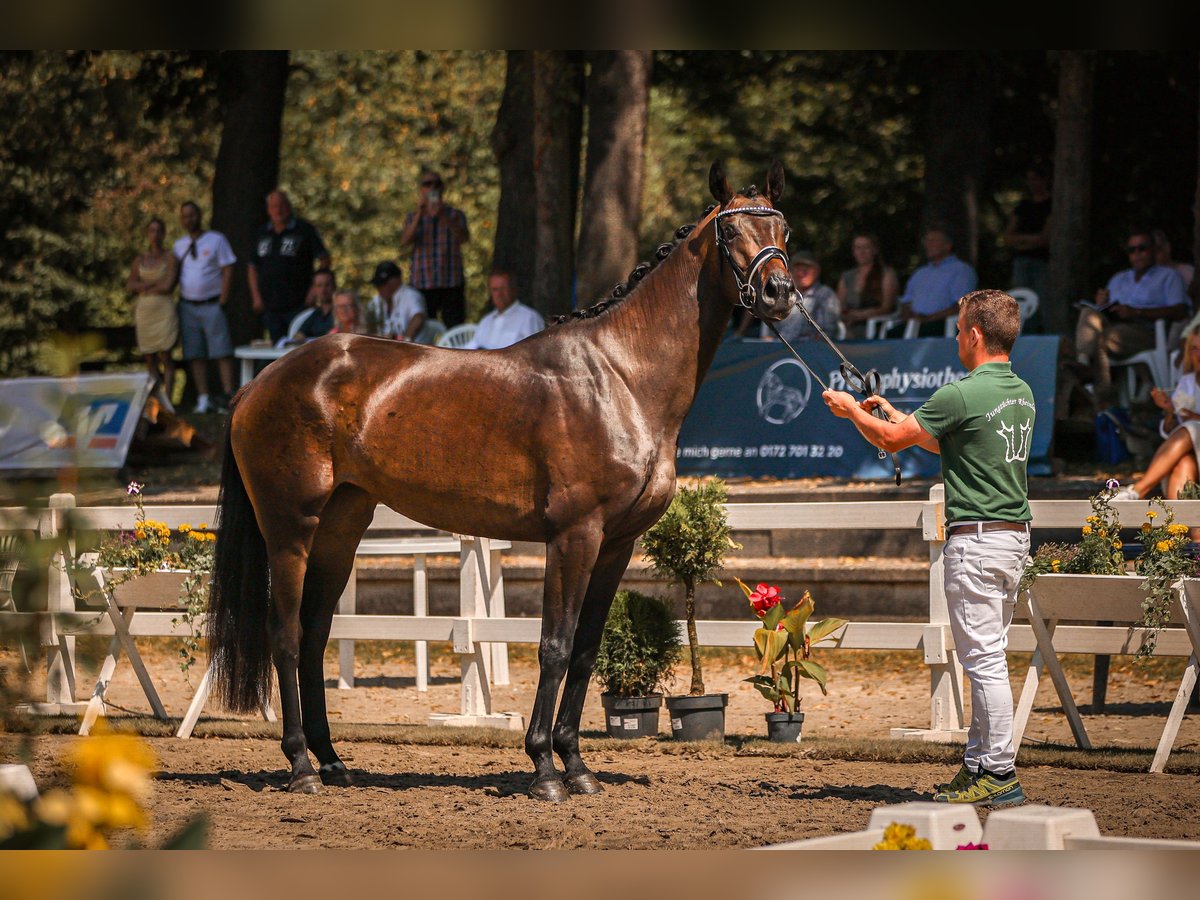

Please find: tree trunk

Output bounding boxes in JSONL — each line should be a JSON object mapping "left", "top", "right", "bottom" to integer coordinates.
{"left": 530, "top": 51, "right": 584, "bottom": 319}
{"left": 1193, "top": 56, "right": 1200, "bottom": 305}
{"left": 211, "top": 51, "right": 289, "bottom": 348}
{"left": 575, "top": 51, "right": 652, "bottom": 308}
{"left": 684, "top": 577, "right": 704, "bottom": 696}
{"left": 921, "top": 52, "right": 995, "bottom": 268}
{"left": 490, "top": 51, "right": 537, "bottom": 302}
{"left": 1047, "top": 51, "right": 1096, "bottom": 335}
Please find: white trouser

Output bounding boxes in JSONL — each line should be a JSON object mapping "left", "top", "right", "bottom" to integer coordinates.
{"left": 942, "top": 527, "right": 1030, "bottom": 774}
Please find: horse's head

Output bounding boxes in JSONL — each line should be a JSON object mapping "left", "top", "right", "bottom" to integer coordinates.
{"left": 708, "top": 160, "right": 795, "bottom": 322}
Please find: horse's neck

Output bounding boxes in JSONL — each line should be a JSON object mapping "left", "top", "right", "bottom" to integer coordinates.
{"left": 595, "top": 237, "right": 731, "bottom": 428}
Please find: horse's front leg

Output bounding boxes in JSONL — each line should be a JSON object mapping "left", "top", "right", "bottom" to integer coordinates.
{"left": 553, "top": 538, "right": 636, "bottom": 795}
{"left": 526, "top": 523, "right": 603, "bottom": 802}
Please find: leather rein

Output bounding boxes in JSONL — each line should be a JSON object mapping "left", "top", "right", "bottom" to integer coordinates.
{"left": 714, "top": 204, "right": 902, "bottom": 485}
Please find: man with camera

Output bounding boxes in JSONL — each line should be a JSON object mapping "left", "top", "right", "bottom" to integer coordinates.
{"left": 399, "top": 169, "right": 470, "bottom": 327}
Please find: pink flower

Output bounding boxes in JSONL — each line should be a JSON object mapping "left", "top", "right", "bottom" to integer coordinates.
{"left": 127, "top": 481, "right": 143, "bottom": 496}
{"left": 749, "top": 583, "right": 782, "bottom": 617}
{"left": 956, "top": 842, "right": 989, "bottom": 850}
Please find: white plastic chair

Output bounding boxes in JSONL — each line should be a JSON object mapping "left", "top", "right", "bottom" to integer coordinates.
{"left": 1110, "top": 318, "right": 1173, "bottom": 399}
{"left": 864, "top": 311, "right": 902, "bottom": 340}
{"left": 413, "top": 318, "right": 446, "bottom": 346}
{"left": 436, "top": 323, "right": 477, "bottom": 348}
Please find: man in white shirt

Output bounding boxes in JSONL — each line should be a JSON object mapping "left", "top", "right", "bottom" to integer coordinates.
{"left": 174, "top": 201, "right": 237, "bottom": 414}
{"left": 364, "top": 260, "right": 429, "bottom": 342}
{"left": 466, "top": 270, "right": 545, "bottom": 350}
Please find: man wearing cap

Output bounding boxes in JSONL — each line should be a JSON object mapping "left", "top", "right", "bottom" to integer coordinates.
{"left": 365, "top": 260, "right": 428, "bottom": 342}
{"left": 755, "top": 252, "right": 841, "bottom": 342}
{"left": 399, "top": 169, "right": 470, "bottom": 327}
{"left": 248, "top": 190, "right": 331, "bottom": 342}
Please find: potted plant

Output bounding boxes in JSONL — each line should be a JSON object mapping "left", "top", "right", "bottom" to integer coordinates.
{"left": 641, "top": 479, "right": 740, "bottom": 741}
{"left": 72, "top": 482, "right": 215, "bottom": 674}
{"left": 592, "top": 589, "right": 682, "bottom": 738}
{"left": 737, "top": 579, "right": 847, "bottom": 742}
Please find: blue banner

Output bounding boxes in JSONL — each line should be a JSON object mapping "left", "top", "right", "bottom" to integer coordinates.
{"left": 676, "top": 336, "right": 1058, "bottom": 479}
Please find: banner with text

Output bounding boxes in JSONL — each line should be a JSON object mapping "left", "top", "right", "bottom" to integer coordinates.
{"left": 676, "top": 336, "right": 1058, "bottom": 480}
{"left": 0, "top": 373, "right": 154, "bottom": 470}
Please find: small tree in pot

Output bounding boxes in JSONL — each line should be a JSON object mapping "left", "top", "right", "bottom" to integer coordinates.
{"left": 593, "top": 590, "right": 682, "bottom": 738}
{"left": 640, "top": 479, "right": 740, "bottom": 740}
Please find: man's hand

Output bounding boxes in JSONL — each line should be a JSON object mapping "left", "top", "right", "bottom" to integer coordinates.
{"left": 822, "top": 390, "right": 860, "bottom": 419}
{"left": 1095, "top": 287, "right": 1110, "bottom": 305}
{"left": 1109, "top": 303, "right": 1138, "bottom": 320}
{"left": 862, "top": 394, "right": 901, "bottom": 423}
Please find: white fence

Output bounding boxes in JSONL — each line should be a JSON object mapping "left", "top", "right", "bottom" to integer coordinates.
{"left": 3, "top": 490, "right": 1199, "bottom": 755}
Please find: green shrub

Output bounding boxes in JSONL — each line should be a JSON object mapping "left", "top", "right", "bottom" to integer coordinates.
{"left": 593, "top": 590, "right": 682, "bottom": 697}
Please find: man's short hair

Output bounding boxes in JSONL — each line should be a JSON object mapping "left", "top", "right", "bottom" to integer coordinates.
{"left": 181, "top": 200, "right": 202, "bottom": 218}
{"left": 958, "top": 289, "right": 1021, "bottom": 354}
{"left": 489, "top": 268, "right": 516, "bottom": 287}
{"left": 924, "top": 224, "right": 954, "bottom": 245}
{"left": 313, "top": 267, "right": 336, "bottom": 288}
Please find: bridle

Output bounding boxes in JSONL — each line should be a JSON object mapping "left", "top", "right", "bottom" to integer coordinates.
{"left": 713, "top": 201, "right": 902, "bottom": 485}
{"left": 713, "top": 205, "right": 790, "bottom": 310}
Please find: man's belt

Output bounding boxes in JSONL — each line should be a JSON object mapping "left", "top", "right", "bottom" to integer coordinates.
{"left": 183, "top": 295, "right": 221, "bottom": 304}
{"left": 947, "top": 521, "right": 1030, "bottom": 537}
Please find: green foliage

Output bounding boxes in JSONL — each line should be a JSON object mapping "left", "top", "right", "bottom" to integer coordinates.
{"left": 1132, "top": 499, "right": 1198, "bottom": 659}
{"left": 1018, "top": 542, "right": 1079, "bottom": 593}
{"left": 1177, "top": 480, "right": 1200, "bottom": 500}
{"left": 592, "top": 590, "right": 682, "bottom": 697}
{"left": 641, "top": 480, "right": 737, "bottom": 590}
{"left": 1068, "top": 484, "right": 1126, "bottom": 576}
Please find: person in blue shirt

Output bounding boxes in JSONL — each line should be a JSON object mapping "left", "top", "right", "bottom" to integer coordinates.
{"left": 896, "top": 227, "right": 978, "bottom": 337}
{"left": 1074, "top": 228, "right": 1190, "bottom": 399}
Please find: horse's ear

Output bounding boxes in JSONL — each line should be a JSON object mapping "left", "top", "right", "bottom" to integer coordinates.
{"left": 709, "top": 161, "right": 732, "bottom": 205}
{"left": 765, "top": 160, "right": 785, "bottom": 206}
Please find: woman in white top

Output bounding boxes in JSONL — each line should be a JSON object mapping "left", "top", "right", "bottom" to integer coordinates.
{"left": 1113, "top": 332, "right": 1200, "bottom": 501}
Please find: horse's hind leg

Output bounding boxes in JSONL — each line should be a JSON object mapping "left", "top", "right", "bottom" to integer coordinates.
{"left": 526, "top": 522, "right": 603, "bottom": 802}
{"left": 553, "top": 538, "right": 636, "bottom": 795}
{"left": 297, "top": 485, "right": 376, "bottom": 787}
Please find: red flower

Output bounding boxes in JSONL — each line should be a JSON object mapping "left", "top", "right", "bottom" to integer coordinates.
{"left": 956, "top": 842, "right": 989, "bottom": 850}
{"left": 749, "top": 583, "right": 782, "bottom": 617}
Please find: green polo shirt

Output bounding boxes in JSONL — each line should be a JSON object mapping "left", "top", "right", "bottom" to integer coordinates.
{"left": 912, "top": 361, "right": 1034, "bottom": 526}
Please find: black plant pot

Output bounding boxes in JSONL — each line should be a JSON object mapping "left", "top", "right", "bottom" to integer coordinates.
{"left": 600, "top": 693, "right": 662, "bottom": 738}
{"left": 665, "top": 694, "right": 728, "bottom": 741}
{"left": 765, "top": 710, "right": 805, "bottom": 744}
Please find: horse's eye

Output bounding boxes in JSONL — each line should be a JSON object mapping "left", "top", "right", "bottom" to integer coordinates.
{"left": 720, "top": 222, "right": 739, "bottom": 241}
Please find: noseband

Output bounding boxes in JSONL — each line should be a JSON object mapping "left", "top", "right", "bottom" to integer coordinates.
{"left": 713, "top": 206, "right": 790, "bottom": 309}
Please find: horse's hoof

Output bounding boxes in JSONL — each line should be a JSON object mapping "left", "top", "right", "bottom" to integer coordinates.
{"left": 529, "top": 776, "right": 569, "bottom": 803}
{"left": 565, "top": 773, "right": 603, "bottom": 795}
{"left": 287, "top": 773, "right": 322, "bottom": 794}
{"left": 319, "top": 763, "right": 355, "bottom": 787}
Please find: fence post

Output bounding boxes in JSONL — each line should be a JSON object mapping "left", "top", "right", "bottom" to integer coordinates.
{"left": 43, "top": 494, "right": 77, "bottom": 709}
{"left": 336, "top": 561, "right": 356, "bottom": 689}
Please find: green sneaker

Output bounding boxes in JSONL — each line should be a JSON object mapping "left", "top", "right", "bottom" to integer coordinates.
{"left": 933, "top": 772, "right": 1026, "bottom": 807}
{"left": 934, "top": 763, "right": 976, "bottom": 794}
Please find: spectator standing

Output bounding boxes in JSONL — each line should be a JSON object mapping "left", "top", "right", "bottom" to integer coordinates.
{"left": 127, "top": 216, "right": 180, "bottom": 410}
{"left": 329, "top": 289, "right": 366, "bottom": 335}
{"left": 173, "top": 201, "right": 237, "bottom": 415}
{"left": 1153, "top": 229, "right": 1195, "bottom": 290}
{"left": 762, "top": 252, "right": 841, "bottom": 343}
{"left": 294, "top": 268, "right": 337, "bottom": 340}
{"left": 823, "top": 290, "right": 1032, "bottom": 808}
{"left": 399, "top": 169, "right": 470, "bottom": 327}
{"left": 837, "top": 233, "right": 899, "bottom": 338}
{"left": 248, "top": 190, "right": 331, "bottom": 342}
{"left": 1074, "top": 228, "right": 1190, "bottom": 400}
{"left": 897, "top": 227, "right": 978, "bottom": 337}
{"left": 466, "top": 270, "right": 544, "bottom": 350}
{"left": 364, "top": 260, "right": 428, "bottom": 341}
{"left": 1002, "top": 167, "right": 1052, "bottom": 304}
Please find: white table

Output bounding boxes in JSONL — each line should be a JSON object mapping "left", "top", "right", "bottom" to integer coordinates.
{"left": 233, "top": 344, "right": 299, "bottom": 387}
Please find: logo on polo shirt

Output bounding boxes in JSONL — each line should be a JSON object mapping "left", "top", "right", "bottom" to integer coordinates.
{"left": 997, "top": 417, "right": 1033, "bottom": 463}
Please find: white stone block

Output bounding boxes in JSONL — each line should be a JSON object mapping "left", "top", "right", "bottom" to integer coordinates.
{"left": 427, "top": 712, "right": 525, "bottom": 731}
{"left": 0, "top": 764, "right": 38, "bottom": 801}
{"left": 983, "top": 805, "right": 1101, "bottom": 850}
{"left": 866, "top": 802, "right": 983, "bottom": 849}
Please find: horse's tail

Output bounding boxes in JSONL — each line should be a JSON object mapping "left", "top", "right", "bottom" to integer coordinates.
{"left": 207, "top": 422, "right": 274, "bottom": 713}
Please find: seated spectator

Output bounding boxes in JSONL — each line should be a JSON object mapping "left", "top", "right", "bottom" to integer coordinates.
{"left": 837, "top": 233, "right": 898, "bottom": 338}
{"left": 1112, "top": 332, "right": 1200, "bottom": 505}
{"left": 1074, "top": 228, "right": 1190, "bottom": 399}
{"left": 1153, "top": 229, "right": 1195, "bottom": 290}
{"left": 365, "top": 260, "right": 428, "bottom": 342}
{"left": 761, "top": 252, "right": 840, "bottom": 342}
{"left": 330, "top": 289, "right": 366, "bottom": 334}
{"left": 294, "top": 268, "right": 337, "bottom": 339}
{"left": 896, "top": 226, "right": 978, "bottom": 337}
{"left": 467, "top": 270, "right": 544, "bottom": 350}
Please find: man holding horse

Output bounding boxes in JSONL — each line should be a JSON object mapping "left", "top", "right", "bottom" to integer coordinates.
{"left": 823, "top": 289, "right": 1032, "bottom": 808}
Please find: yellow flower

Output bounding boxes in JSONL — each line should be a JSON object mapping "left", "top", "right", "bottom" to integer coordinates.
{"left": 178, "top": 523, "right": 191, "bottom": 534}
{"left": 69, "top": 729, "right": 156, "bottom": 804}
{"left": 207, "top": 532, "right": 217, "bottom": 542}
{"left": 134, "top": 528, "right": 145, "bottom": 541}
{"left": 1147, "top": 511, "right": 1158, "bottom": 519}
{"left": 1112, "top": 540, "right": 1122, "bottom": 549}
{"left": 1168, "top": 524, "right": 1189, "bottom": 536}
{"left": 1051, "top": 561, "right": 1060, "bottom": 572}
{"left": 1156, "top": 540, "right": 1171, "bottom": 553}
{"left": 1141, "top": 523, "right": 1152, "bottom": 532}
{"left": 1086, "top": 515, "right": 1099, "bottom": 524}
{"left": 1082, "top": 525, "right": 1093, "bottom": 536}
{"left": 0, "top": 792, "right": 30, "bottom": 840}
{"left": 198, "top": 523, "right": 208, "bottom": 531}
{"left": 873, "top": 822, "right": 931, "bottom": 851}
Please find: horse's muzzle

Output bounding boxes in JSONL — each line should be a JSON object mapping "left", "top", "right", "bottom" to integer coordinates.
{"left": 757, "top": 271, "right": 796, "bottom": 320}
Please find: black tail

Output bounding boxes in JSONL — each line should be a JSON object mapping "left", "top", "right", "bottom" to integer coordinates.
{"left": 207, "top": 423, "right": 274, "bottom": 713}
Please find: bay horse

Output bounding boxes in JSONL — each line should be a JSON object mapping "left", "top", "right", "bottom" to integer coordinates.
{"left": 207, "top": 162, "right": 796, "bottom": 800}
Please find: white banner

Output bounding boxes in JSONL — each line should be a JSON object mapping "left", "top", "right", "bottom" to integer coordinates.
{"left": 0, "top": 373, "right": 154, "bottom": 470}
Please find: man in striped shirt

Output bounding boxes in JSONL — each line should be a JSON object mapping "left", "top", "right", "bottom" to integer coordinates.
{"left": 399, "top": 169, "right": 470, "bottom": 327}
